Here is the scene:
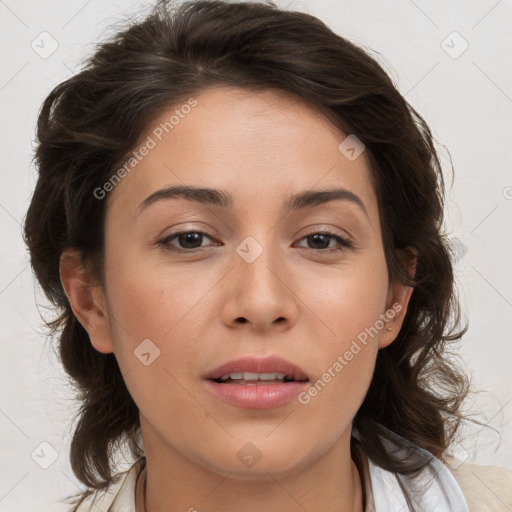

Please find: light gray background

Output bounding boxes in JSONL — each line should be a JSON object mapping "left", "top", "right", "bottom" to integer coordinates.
{"left": 1, "top": 0, "right": 511, "bottom": 510}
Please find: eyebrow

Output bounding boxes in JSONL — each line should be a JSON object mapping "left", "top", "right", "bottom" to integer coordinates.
{"left": 140, "top": 185, "right": 369, "bottom": 217}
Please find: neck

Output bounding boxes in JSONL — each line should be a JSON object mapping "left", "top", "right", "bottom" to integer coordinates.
{"left": 139, "top": 418, "right": 363, "bottom": 512}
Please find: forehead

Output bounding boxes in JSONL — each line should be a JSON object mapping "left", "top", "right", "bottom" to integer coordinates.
{"left": 105, "top": 86, "right": 378, "bottom": 224}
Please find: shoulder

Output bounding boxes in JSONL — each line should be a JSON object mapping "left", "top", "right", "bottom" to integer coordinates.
{"left": 446, "top": 460, "right": 512, "bottom": 512}
{"left": 354, "top": 426, "right": 512, "bottom": 512}
{"left": 72, "top": 458, "right": 145, "bottom": 511}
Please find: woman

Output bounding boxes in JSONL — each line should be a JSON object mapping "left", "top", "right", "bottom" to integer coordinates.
{"left": 23, "top": 0, "right": 512, "bottom": 510}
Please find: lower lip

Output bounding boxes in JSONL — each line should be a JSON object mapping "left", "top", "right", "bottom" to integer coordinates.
{"left": 204, "top": 380, "right": 309, "bottom": 409}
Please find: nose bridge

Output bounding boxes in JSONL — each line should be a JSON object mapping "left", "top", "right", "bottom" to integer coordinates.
{"left": 222, "top": 232, "right": 298, "bottom": 330}
{"left": 235, "top": 233, "right": 283, "bottom": 297}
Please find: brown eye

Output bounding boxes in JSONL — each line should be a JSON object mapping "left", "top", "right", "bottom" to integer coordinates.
{"left": 158, "top": 231, "right": 215, "bottom": 252}
{"left": 296, "top": 231, "right": 352, "bottom": 252}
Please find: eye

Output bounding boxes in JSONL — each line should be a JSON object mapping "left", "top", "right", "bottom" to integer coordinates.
{"left": 157, "top": 230, "right": 216, "bottom": 252}
{"left": 157, "top": 229, "right": 352, "bottom": 253}
{"left": 295, "top": 231, "right": 352, "bottom": 252}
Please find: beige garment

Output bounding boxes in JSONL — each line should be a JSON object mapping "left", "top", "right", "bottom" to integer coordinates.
{"left": 447, "top": 461, "right": 512, "bottom": 512}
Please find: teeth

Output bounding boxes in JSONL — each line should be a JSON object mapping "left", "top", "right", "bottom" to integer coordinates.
{"left": 220, "top": 373, "right": 243, "bottom": 380}
{"left": 219, "top": 372, "right": 288, "bottom": 381}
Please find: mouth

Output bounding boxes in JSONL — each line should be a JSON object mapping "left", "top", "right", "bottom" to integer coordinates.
{"left": 204, "top": 356, "right": 310, "bottom": 409}
{"left": 210, "top": 372, "right": 308, "bottom": 385}
{"left": 204, "top": 355, "right": 309, "bottom": 384}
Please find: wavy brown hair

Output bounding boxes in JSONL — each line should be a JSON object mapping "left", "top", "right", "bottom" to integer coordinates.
{"left": 23, "top": 0, "right": 469, "bottom": 508}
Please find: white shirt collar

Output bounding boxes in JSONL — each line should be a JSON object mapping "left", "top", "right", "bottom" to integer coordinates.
{"left": 356, "top": 427, "right": 470, "bottom": 511}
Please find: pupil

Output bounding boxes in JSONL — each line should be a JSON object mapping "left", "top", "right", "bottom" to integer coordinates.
{"left": 309, "top": 234, "right": 329, "bottom": 249}
{"left": 179, "top": 232, "right": 202, "bottom": 248}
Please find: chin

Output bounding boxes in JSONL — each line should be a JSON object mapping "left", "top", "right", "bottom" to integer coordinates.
{"left": 197, "top": 441, "right": 315, "bottom": 480}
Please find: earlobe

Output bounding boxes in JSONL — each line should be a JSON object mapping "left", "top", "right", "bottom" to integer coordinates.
{"left": 378, "top": 247, "right": 417, "bottom": 349}
{"left": 59, "top": 249, "right": 114, "bottom": 354}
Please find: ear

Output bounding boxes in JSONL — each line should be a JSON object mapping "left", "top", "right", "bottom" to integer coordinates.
{"left": 59, "top": 249, "right": 114, "bottom": 354}
{"left": 378, "top": 247, "right": 417, "bottom": 349}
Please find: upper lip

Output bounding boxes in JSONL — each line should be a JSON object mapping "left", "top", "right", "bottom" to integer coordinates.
{"left": 205, "top": 356, "right": 309, "bottom": 381}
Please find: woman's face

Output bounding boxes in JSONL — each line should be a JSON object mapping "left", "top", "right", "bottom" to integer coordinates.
{"left": 67, "top": 86, "right": 412, "bottom": 478}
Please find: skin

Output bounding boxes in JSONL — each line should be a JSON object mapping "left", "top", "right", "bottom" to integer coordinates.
{"left": 60, "top": 86, "right": 415, "bottom": 512}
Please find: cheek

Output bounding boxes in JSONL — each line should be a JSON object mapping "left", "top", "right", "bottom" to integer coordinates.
{"left": 101, "top": 254, "right": 213, "bottom": 432}
{"left": 103, "top": 245, "right": 217, "bottom": 343}
{"left": 300, "top": 256, "right": 390, "bottom": 339}
{"left": 100, "top": 243, "right": 221, "bottom": 407}
{"left": 294, "top": 257, "right": 389, "bottom": 413}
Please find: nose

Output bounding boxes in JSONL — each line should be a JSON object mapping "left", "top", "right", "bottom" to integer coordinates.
{"left": 220, "top": 239, "right": 300, "bottom": 333}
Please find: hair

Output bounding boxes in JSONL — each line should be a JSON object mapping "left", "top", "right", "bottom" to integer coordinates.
{"left": 23, "top": 0, "right": 470, "bottom": 509}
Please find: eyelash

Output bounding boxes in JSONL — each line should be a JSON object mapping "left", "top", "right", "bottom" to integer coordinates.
{"left": 156, "top": 229, "right": 352, "bottom": 254}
